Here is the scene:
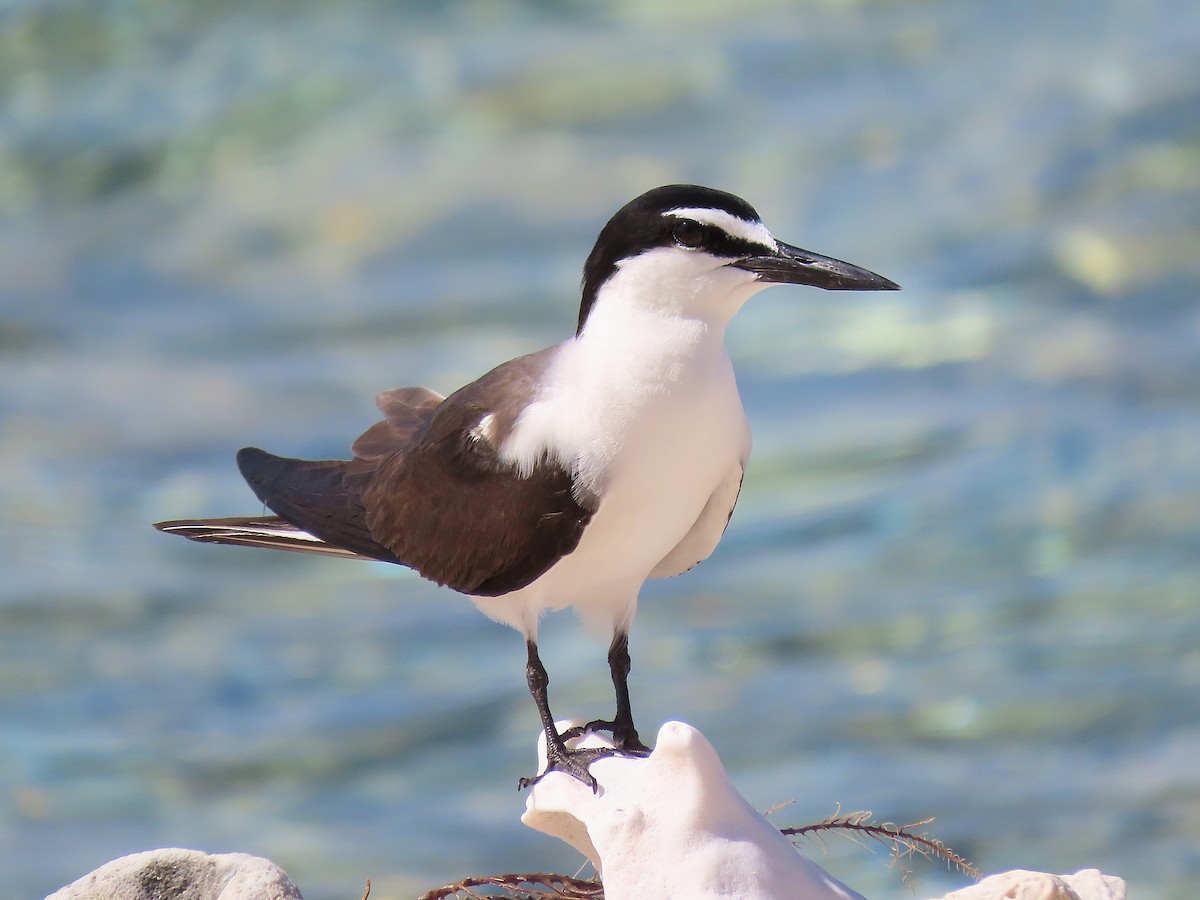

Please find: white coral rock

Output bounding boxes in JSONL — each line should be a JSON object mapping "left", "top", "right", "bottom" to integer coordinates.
{"left": 522, "top": 720, "right": 866, "bottom": 900}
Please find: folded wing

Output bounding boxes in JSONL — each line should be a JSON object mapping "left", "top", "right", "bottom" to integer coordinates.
{"left": 159, "top": 348, "right": 597, "bottom": 599}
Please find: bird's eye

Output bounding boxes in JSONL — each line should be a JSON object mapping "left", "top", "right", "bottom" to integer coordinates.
{"left": 672, "top": 220, "right": 705, "bottom": 249}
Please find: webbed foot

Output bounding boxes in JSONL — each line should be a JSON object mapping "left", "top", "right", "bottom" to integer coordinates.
{"left": 518, "top": 739, "right": 618, "bottom": 792}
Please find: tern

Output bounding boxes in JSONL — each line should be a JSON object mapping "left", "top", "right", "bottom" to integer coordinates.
{"left": 156, "top": 184, "right": 899, "bottom": 790}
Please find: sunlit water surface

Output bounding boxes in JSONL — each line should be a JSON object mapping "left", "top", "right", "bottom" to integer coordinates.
{"left": 2, "top": 2, "right": 1198, "bottom": 898}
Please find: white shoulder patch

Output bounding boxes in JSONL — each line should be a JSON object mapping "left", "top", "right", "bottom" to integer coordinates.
{"left": 469, "top": 412, "right": 499, "bottom": 447}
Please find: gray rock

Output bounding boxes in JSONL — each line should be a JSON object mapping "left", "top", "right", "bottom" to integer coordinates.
{"left": 47, "top": 849, "right": 302, "bottom": 900}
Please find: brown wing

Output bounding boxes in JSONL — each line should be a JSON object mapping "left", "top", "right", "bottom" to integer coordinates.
{"left": 235, "top": 450, "right": 408, "bottom": 564}
{"left": 234, "top": 347, "right": 595, "bottom": 597}
{"left": 360, "top": 348, "right": 596, "bottom": 597}
{"left": 350, "top": 386, "right": 444, "bottom": 468}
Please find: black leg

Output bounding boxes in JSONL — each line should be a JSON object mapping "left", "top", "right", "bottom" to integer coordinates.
{"left": 564, "top": 631, "right": 651, "bottom": 756}
{"left": 518, "top": 640, "right": 616, "bottom": 792}
{"left": 605, "top": 631, "right": 650, "bottom": 754}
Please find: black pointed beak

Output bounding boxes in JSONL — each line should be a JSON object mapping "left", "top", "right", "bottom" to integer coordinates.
{"left": 733, "top": 241, "right": 900, "bottom": 291}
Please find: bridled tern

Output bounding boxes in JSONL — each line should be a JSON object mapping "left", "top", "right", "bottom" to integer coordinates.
{"left": 155, "top": 184, "right": 900, "bottom": 790}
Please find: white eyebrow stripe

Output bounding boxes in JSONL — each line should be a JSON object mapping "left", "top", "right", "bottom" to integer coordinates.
{"left": 664, "top": 207, "right": 777, "bottom": 251}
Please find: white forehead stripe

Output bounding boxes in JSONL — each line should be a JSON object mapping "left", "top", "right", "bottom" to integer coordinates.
{"left": 664, "top": 207, "right": 777, "bottom": 251}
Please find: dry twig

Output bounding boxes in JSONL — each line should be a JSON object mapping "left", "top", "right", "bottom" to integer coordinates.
{"left": 415, "top": 872, "right": 603, "bottom": 900}
{"left": 782, "top": 806, "right": 980, "bottom": 883}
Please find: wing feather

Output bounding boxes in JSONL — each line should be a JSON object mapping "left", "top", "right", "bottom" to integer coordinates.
{"left": 236, "top": 449, "right": 406, "bottom": 564}
{"left": 169, "top": 346, "right": 596, "bottom": 598}
{"left": 361, "top": 348, "right": 595, "bottom": 596}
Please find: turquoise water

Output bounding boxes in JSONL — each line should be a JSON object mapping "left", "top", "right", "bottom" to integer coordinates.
{"left": 2, "top": 1, "right": 1199, "bottom": 897}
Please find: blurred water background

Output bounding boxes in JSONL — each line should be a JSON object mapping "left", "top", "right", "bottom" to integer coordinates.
{"left": 2, "top": 0, "right": 1199, "bottom": 897}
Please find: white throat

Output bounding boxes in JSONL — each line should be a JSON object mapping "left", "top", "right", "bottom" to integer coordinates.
{"left": 601, "top": 246, "right": 765, "bottom": 324}
{"left": 500, "top": 262, "right": 763, "bottom": 496}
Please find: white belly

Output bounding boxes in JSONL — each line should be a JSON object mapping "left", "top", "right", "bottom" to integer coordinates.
{"left": 473, "top": 328, "right": 750, "bottom": 637}
{"left": 561, "top": 379, "right": 746, "bottom": 584}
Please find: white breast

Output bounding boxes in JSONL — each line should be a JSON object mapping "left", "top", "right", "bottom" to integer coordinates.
{"left": 480, "top": 302, "right": 751, "bottom": 637}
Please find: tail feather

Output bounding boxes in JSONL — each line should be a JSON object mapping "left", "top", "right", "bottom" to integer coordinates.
{"left": 154, "top": 516, "right": 372, "bottom": 560}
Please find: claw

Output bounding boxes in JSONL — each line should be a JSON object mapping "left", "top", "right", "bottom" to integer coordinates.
{"left": 519, "top": 638, "right": 648, "bottom": 792}
{"left": 519, "top": 742, "right": 617, "bottom": 792}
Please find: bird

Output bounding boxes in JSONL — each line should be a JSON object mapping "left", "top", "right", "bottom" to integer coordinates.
{"left": 155, "top": 184, "right": 899, "bottom": 791}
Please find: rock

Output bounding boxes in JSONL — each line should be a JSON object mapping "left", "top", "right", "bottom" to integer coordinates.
{"left": 933, "top": 868, "right": 1126, "bottom": 900}
{"left": 522, "top": 720, "right": 867, "bottom": 900}
{"left": 46, "top": 729, "right": 1127, "bottom": 900}
{"left": 46, "top": 849, "right": 302, "bottom": 900}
